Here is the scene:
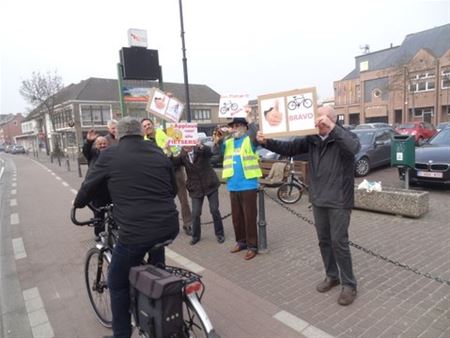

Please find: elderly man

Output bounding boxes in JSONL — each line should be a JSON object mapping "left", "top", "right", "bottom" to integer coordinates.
{"left": 74, "top": 117, "right": 179, "bottom": 337}
{"left": 105, "top": 119, "right": 118, "bottom": 145}
{"left": 257, "top": 106, "right": 361, "bottom": 306}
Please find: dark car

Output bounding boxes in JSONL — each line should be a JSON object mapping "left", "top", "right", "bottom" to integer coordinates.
{"left": 352, "top": 127, "right": 399, "bottom": 176}
{"left": 398, "top": 127, "right": 450, "bottom": 186}
{"left": 395, "top": 121, "right": 437, "bottom": 146}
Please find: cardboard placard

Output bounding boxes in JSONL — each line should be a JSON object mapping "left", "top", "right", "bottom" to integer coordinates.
{"left": 258, "top": 87, "right": 318, "bottom": 138}
{"left": 166, "top": 123, "right": 198, "bottom": 146}
{"left": 218, "top": 94, "right": 249, "bottom": 118}
{"left": 146, "top": 88, "right": 184, "bottom": 123}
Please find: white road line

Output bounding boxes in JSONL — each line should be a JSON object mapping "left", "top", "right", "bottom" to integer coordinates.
{"left": 10, "top": 198, "right": 17, "bottom": 206}
{"left": 274, "top": 311, "right": 334, "bottom": 338}
{"left": 12, "top": 237, "right": 27, "bottom": 259}
{"left": 11, "top": 189, "right": 17, "bottom": 195}
{"left": 23, "top": 287, "right": 55, "bottom": 338}
{"left": 62, "top": 181, "right": 69, "bottom": 187}
{"left": 0, "top": 166, "right": 4, "bottom": 180}
{"left": 12, "top": 182, "right": 17, "bottom": 187}
{"left": 55, "top": 176, "right": 61, "bottom": 181}
{"left": 165, "top": 248, "right": 205, "bottom": 273}
{"left": 70, "top": 189, "right": 78, "bottom": 195}
{"left": 11, "top": 213, "right": 20, "bottom": 225}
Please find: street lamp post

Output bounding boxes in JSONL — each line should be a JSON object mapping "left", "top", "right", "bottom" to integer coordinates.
{"left": 178, "top": 0, "right": 192, "bottom": 122}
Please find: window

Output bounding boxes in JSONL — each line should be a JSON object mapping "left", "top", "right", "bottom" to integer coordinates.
{"left": 192, "top": 109, "right": 211, "bottom": 121}
{"left": 80, "top": 105, "right": 112, "bottom": 127}
{"left": 442, "top": 70, "right": 450, "bottom": 89}
{"left": 359, "top": 61, "right": 368, "bottom": 72}
{"left": 52, "top": 108, "right": 74, "bottom": 129}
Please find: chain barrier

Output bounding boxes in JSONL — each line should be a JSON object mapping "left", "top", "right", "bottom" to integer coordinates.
{"left": 180, "top": 212, "right": 232, "bottom": 226}
{"left": 264, "top": 190, "right": 450, "bottom": 286}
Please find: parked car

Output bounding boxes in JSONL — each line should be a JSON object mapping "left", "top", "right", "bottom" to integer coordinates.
{"left": 398, "top": 127, "right": 450, "bottom": 186}
{"left": 354, "top": 123, "right": 390, "bottom": 130}
{"left": 352, "top": 127, "right": 399, "bottom": 176}
{"left": 257, "top": 146, "right": 280, "bottom": 160}
{"left": 0, "top": 144, "right": 5, "bottom": 152}
{"left": 11, "top": 144, "right": 26, "bottom": 154}
{"left": 436, "top": 122, "right": 450, "bottom": 133}
{"left": 395, "top": 121, "right": 437, "bottom": 146}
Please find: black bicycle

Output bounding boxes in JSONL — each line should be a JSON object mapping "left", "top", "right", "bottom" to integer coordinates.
{"left": 287, "top": 95, "right": 313, "bottom": 110}
{"left": 276, "top": 158, "right": 308, "bottom": 204}
{"left": 71, "top": 204, "right": 218, "bottom": 338}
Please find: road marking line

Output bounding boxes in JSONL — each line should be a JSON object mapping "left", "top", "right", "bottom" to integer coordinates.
{"left": 23, "top": 287, "right": 55, "bottom": 338}
{"left": 274, "top": 311, "right": 334, "bottom": 338}
{"left": 12, "top": 182, "right": 17, "bottom": 187}
{"left": 70, "top": 189, "right": 78, "bottom": 195}
{"left": 12, "top": 237, "right": 27, "bottom": 259}
{"left": 0, "top": 166, "right": 4, "bottom": 179}
{"left": 11, "top": 213, "right": 19, "bottom": 224}
{"left": 55, "top": 176, "right": 61, "bottom": 181}
{"left": 10, "top": 198, "right": 17, "bottom": 206}
{"left": 166, "top": 248, "right": 205, "bottom": 273}
{"left": 11, "top": 189, "right": 17, "bottom": 195}
{"left": 62, "top": 181, "right": 69, "bottom": 187}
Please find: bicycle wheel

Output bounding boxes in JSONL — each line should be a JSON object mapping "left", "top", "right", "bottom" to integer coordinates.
{"left": 303, "top": 98, "right": 313, "bottom": 108}
{"left": 287, "top": 101, "right": 296, "bottom": 110}
{"left": 85, "top": 247, "right": 112, "bottom": 328}
{"left": 277, "top": 183, "right": 303, "bottom": 204}
{"left": 183, "top": 293, "right": 218, "bottom": 338}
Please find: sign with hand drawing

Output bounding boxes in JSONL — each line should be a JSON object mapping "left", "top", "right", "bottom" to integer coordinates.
{"left": 258, "top": 87, "right": 318, "bottom": 138}
{"left": 146, "top": 88, "right": 184, "bottom": 123}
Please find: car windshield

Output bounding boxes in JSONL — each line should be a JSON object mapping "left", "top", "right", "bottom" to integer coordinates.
{"left": 429, "top": 128, "right": 450, "bottom": 146}
{"left": 398, "top": 123, "right": 415, "bottom": 129}
{"left": 352, "top": 131, "right": 375, "bottom": 145}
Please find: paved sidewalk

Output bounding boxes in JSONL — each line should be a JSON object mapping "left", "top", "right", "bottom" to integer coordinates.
{"left": 28, "top": 153, "right": 450, "bottom": 337}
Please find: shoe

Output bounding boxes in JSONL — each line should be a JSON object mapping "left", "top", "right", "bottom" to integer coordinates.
{"left": 316, "top": 277, "right": 340, "bottom": 293}
{"left": 183, "top": 226, "right": 192, "bottom": 236}
{"left": 337, "top": 286, "right": 357, "bottom": 306}
{"left": 230, "top": 243, "right": 246, "bottom": 253}
{"left": 244, "top": 250, "right": 257, "bottom": 260}
{"left": 190, "top": 238, "right": 200, "bottom": 245}
{"left": 217, "top": 236, "right": 225, "bottom": 244}
{"left": 94, "top": 236, "right": 101, "bottom": 242}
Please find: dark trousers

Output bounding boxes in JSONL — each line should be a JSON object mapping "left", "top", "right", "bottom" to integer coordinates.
{"left": 176, "top": 167, "right": 193, "bottom": 227}
{"left": 312, "top": 206, "right": 357, "bottom": 289}
{"left": 230, "top": 190, "right": 258, "bottom": 251}
{"left": 191, "top": 190, "right": 224, "bottom": 240}
{"left": 108, "top": 241, "right": 165, "bottom": 338}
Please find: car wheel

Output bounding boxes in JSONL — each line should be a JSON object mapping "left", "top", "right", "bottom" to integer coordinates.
{"left": 355, "top": 157, "right": 370, "bottom": 177}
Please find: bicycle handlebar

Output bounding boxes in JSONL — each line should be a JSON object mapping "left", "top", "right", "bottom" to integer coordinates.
{"left": 70, "top": 203, "right": 111, "bottom": 226}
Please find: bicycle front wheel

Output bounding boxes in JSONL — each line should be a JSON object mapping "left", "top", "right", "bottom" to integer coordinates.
{"left": 85, "top": 247, "right": 112, "bottom": 328}
{"left": 183, "top": 293, "right": 218, "bottom": 338}
{"left": 277, "top": 183, "right": 303, "bottom": 204}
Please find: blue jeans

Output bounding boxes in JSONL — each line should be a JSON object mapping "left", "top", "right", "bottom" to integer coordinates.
{"left": 108, "top": 240, "right": 165, "bottom": 338}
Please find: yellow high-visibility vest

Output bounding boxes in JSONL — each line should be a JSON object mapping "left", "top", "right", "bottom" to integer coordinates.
{"left": 222, "top": 136, "right": 262, "bottom": 179}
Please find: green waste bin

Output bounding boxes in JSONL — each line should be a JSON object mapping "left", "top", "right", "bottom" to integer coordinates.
{"left": 391, "top": 135, "right": 415, "bottom": 168}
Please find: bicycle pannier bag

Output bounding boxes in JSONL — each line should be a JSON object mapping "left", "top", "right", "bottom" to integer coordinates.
{"left": 129, "top": 265, "right": 183, "bottom": 338}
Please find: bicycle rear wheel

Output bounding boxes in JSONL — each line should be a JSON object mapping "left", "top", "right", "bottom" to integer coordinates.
{"left": 85, "top": 247, "right": 112, "bottom": 328}
{"left": 277, "top": 183, "right": 303, "bottom": 204}
{"left": 183, "top": 293, "right": 218, "bottom": 338}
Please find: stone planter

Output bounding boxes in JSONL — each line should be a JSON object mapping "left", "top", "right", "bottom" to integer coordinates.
{"left": 354, "top": 186, "right": 429, "bottom": 218}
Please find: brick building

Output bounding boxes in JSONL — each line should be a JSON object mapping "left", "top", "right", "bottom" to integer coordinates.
{"left": 0, "top": 113, "right": 24, "bottom": 145}
{"left": 334, "top": 24, "right": 450, "bottom": 127}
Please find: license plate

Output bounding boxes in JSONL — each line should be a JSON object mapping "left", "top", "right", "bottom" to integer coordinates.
{"left": 417, "top": 171, "right": 443, "bottom": 178}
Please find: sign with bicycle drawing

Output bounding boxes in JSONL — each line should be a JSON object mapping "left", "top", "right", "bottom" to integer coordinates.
{"left": 258, "top": 87, "right": 318, "bottom": 138}
{"left": 218, "top": 94, "right": 249, "bottom": 118}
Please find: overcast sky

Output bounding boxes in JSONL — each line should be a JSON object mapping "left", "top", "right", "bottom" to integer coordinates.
{"left": 1, "top": 0, "right": 449, "bottom": 114}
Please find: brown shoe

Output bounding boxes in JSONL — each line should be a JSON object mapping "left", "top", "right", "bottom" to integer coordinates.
{"left": 316, "top": 277, "right": 340, "bottom": 293}
{"left": 337, "top": 286, "right": 357, "bottom": 306}
{"left": 244, "top": 250, "right": 257, "bottom": 260}
{"left": 230, "top": 244, "right": 245, "bottom": 253}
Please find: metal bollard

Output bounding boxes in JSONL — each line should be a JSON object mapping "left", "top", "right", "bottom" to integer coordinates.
{"left": 66, "top": 157, "right": 71, "bottom": 172}
{"left": 77, "top": 160, "right": 83, "bottom": 178}
{"left": 257, "top": 186, "right": 268, "bottom": 253}
{"left": 57, "top": 155, "right": 61, "bottom": 166}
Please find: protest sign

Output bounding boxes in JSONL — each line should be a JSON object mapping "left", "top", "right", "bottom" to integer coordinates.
{"left": 166, "top": 122, "right": 198, "bottom": 146}
{"left": 258, "top": 87, "right": 318, "bottom": 138}
{"left": 218, "top": 94, "right": 249, "bottom": 118}
{"left": 146, "top": 88, "right": 184, "bottom": 123}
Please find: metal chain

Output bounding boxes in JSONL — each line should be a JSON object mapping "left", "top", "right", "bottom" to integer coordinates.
{"left": 180, "top": 212, "right": 232, "bottom": 225}
{"left": 264, "top": 190, "right": 450, "bottom": 286}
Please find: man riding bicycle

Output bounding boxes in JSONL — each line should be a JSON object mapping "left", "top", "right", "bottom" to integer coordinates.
{"left": 73, "top": 117, "right": 180, "bottom": 338}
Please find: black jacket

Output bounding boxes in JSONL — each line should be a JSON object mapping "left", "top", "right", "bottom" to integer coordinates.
{"left": 74, "top": 135, "right": 179, "bottom": 244}
{"left": 172, "top": 145, "right": 220, "bottom": 199}
{"left": 264, "top": 125, "right": 360, "bottom": 208}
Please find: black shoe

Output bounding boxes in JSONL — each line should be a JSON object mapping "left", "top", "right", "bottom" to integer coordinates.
{"left": 183, "top": 226, "right": 192, "bottom": 236}
{"left": 216, "top": 236, "right": 225, "bottom": 244}
{"left": 190, "top": 238, "right": 200, "bottom": 245}
{"left": 337, "top": 286, "right": 357, "bottom": 306}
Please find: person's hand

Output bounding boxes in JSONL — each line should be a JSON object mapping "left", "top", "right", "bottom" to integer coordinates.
{"left": 256, "top": 131, "right": 267, "bottom": 145}
{"left": 86, "top": 129, "right": 98, "bottom": 141}
{"left": 315, "top": 114, "right": 336, "bottom": 135}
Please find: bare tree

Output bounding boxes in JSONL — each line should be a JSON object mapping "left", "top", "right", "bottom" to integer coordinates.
{"left": 19, "top": 70, "right": 64, "bottom": 155}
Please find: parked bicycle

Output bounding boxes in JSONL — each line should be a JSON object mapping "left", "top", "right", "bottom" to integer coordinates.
{"left": 71, "top": 204, "right": 219, "bottom": 338}
{"left": 219, "top": 101, "right": 238, "bottom": 115}
{"left": 287, "top": 95, "right": 313, "bottom": 110}
{"left": 277, "top": 158, "right": 308, "bottom": 204}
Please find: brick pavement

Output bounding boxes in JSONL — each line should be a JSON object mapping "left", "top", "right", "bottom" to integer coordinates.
{"left": 27, "top": 153, "right": 450, "bottom": 337}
